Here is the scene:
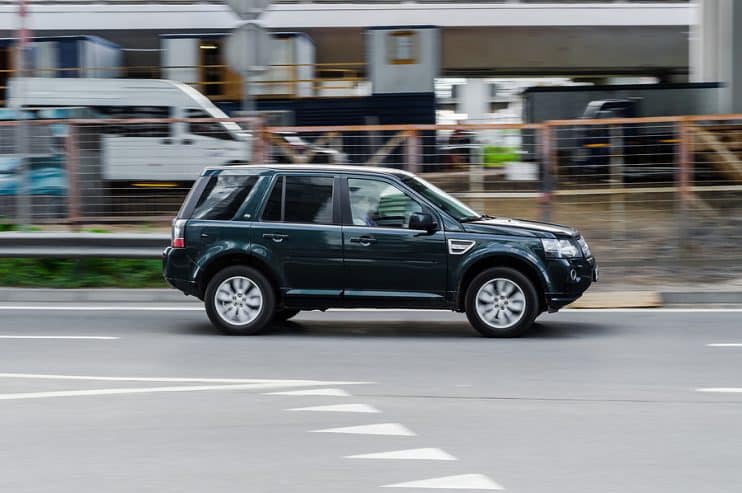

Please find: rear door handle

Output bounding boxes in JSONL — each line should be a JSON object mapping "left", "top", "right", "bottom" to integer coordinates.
{"left": 200, "top": 233, "right": 209, "bottom": 238}
{"left": 263, "top": 233, "right": 289, "bottom": 243}
{"left": 349, "top": 236, "right": 376, "bottom": 246}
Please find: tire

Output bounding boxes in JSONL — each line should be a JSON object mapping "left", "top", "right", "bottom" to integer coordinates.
{"left": 465, "top": 267, "right": 539, "bottom": 338}
{"left": 275, "top": 309, "right": 300, "bottom": 322}
{"left": 205, "top": 265, "right": 275, "bottom": 335}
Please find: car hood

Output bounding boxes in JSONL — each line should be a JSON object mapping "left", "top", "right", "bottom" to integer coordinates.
{"left": 463, "top": 217, "right": 577, "bottom": 238}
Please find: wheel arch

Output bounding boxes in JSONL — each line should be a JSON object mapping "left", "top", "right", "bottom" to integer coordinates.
{"left": 457, "top": 253, "right": 549, "bottom": 312}
{"left": 196, "top": 251, "right": 281, "bottom": 303}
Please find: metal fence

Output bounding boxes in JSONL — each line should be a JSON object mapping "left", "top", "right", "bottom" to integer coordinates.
{"left": 1, "top": 115, "right": 741, "bottom": 283}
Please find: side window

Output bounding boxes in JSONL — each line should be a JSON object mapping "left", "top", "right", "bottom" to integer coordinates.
{"left": 95, "top": 106, "right": 170, "bottom": 137}
{"left": 348, "top": 178, "right": 423, "bottom": 229}
{"left": 260, "top": 175, "right": 334, "bottom": 225}
{"left": 191, "top": 174, "right": 259, "bottom": 220}
{"left": 186, "top": 109, "right": 235, "bottom": 141}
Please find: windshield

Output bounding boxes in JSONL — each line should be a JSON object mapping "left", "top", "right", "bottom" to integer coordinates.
{"left": 397, "top": 174, "right": 481, "bottom": 222}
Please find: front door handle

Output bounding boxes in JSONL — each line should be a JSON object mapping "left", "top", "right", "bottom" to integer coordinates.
{"left": 200, "top": 233, "right": 209, "bottom": 238}
{"left": 263, "top": 233, "right": 289, "bottom": 243}
{"left": 349, "top": 236, "right": 377, "bottom": 246}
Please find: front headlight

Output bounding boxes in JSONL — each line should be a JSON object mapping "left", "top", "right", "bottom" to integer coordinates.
{"left": 576, "top": 236, "right": 592, "bottom": 258}
{"left": 541, "top": 238, "right": 581, "bottom": 258}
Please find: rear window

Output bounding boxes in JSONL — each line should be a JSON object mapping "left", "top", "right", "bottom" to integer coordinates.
{"left": 189, "top": 174, "right": 259, "bottom": 221}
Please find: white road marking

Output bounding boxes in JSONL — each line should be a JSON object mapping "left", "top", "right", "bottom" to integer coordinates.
{"left": 347, "top": 448, "right": 457, "bottom": 461}
{"left": 0, "top": 306, "right": 204, "bottom": 311}
{"left": 264, "top": 388, "right": 351, "bottom": 397}
{"left": 289, "top": 403, "right": 380, "bottom": 413}
{"left": 0, "top": 373, "right": 371, "bottom": 386}
{"left": 697, "top": 388, "right": 742, "bottom": 393}
{"left": 0, "top": 382, "right": 336, "bottom": 401}
{"left": 707, "top": 343, "right": 742, "bottom": 347}
{"left": 0, "top": 335, "right": 119, "bottom": 340}
{"left": 381, "top": 474, "right": 503, "bottom": 490}
{"left": 311, "top": 423, "right": 415, "bottom": 436}
{"left": 1, "top": 305, "right": 742, "bottom": 313}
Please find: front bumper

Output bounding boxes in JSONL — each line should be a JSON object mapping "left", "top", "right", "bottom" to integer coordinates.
{"left": 545, "top": 256, "right": 598, "bottom": 312}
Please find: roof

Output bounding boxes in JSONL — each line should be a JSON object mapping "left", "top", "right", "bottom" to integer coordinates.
{"left": 205, "top": 164, "right": 415, "bottom": 177}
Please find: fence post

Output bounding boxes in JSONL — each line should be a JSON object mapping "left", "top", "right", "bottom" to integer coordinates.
{"left": 405, "top": 129, "right": 420, "bottom": 174}
{"left": 609, "top": 123, "right": 626, "bottom": 241}
{"left": 65, "top": 123, "right": 81, "bottom": 229}
{"left": 677, "top": 119, "right": 694, "bottom": 254}
{"left": 253, "top": 118, "right": 268, "bottom": 164}
{"left": 539, "top": 124, "right": 555, "bottom": 223}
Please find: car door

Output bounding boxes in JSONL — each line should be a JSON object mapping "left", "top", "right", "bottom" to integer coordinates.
{"left": 342, "top": 176, "right": 448, "bottom": 306}
{"left": 251, "top": 173, "right": 344, "bottom": 303}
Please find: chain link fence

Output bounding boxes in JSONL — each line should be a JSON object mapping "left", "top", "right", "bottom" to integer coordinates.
{"left": 1, "top": 115, "right": 741, "bottom": 283}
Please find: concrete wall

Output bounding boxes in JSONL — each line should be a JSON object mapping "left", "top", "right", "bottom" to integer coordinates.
{"left": 367, "top": 27, "right": 440, "bottom": 94}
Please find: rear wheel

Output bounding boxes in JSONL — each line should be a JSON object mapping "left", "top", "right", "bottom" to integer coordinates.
{"left": 205, "top": 265, "right": 275, "bottom": 335}
{"left": 465, "top": 267, "right": 538, "bottom": 338}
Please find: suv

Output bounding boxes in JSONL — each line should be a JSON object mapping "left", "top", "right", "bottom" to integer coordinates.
{"left": 163, "top": 165, "right": 597, "bottom": 337}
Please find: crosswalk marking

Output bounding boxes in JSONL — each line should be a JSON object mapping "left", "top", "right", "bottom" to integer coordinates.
{"left": 346, "top": 448, "right": 456, "bottom": 461}
{"left": 289, "top": 403, "right": 380, "bottom": 413}
{"left": 311, "top": 423, "right": 415, "bottom": 436}
{"left": 381, "top": 474, "right": 503, "bottom": 490}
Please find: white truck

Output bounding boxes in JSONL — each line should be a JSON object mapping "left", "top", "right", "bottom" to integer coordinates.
{"left": 7, "top": 77, "right": 251, "bottom": 182}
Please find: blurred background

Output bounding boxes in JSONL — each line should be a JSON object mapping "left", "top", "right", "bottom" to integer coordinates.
{"left": 0, "top": 0, "right": 740, "bottom": 289}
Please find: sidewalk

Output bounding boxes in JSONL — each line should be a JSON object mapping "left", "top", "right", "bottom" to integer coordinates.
{"left": 2, "top": 287, "right": 742, "bottom": 308}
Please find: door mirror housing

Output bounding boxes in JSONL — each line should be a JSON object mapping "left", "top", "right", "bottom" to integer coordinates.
{"left": 409, "top": 212, "right": 438, "bottom": 233}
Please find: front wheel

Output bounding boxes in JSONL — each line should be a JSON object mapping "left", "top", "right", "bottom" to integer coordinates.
{"left": 465, "top": 267, "right": 538, "bottom": 338}
{"left": 205, "top": 266, "right": 275, "bottom": 335}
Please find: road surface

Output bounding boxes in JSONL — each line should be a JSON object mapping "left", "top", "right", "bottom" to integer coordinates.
{"left": 0, "top": 305, "right": 740, "bottom": 493}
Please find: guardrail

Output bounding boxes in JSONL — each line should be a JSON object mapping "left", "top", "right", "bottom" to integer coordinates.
{"left": 0, "top": 233, "right": 169, "bottom": 258}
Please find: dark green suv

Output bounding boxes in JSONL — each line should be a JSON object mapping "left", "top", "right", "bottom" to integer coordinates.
{"left": 163, "top": 165, "right": 597, "bottom": 337}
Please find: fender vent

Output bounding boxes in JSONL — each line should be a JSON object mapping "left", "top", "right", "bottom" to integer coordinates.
{"left": 448, "top": 239, "right": 475, "bottom": 255}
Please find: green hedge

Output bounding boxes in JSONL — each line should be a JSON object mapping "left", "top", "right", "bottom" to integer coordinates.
{"left": 0, "top": 258, "right": 166, "bottom": 288}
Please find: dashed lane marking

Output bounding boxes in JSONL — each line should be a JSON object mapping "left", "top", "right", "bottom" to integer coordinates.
{"left": 697, "top": 388, "right": 742, "bottom": 393}
{"left": 311, "top": 423, "right": 415, "bottom": 436}
{"left": 265, "top": 388, "right": 351, "bottom": 397}
{"left": 707, "top": 343, "right": 742, "bottom": 347}
{"left": 381, "top": 473, "right": 504, "bottom": 490}
{"left": 0, "top": 335, "right": 119, "bottom": 340}
{"left": 0, "top": 373, "right": 372, "bottom": 386}
{"left": 0, "top": 382, "right": 349, "bottom": 401}
{"left": 289, "top": 403, "right": 380, "bottom": 413}
{"left": 346, "top": 448, "right": 457, "bottom": 461}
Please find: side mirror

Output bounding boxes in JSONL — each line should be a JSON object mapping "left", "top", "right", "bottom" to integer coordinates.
{"left": 409, "top": 212, "right": 438, "bottom": 233}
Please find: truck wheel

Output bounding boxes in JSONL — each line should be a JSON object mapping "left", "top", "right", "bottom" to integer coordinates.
{"left": 205, "top": 266, "right": 275, "bottom": 335}
{"left": 275, "top": 309, "right": 300, "bottom": 322}
{"left": 465, "top": 267, "right": 538, "bottom": 338}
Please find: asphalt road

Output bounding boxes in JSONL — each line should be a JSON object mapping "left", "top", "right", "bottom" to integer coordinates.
{"left": 0, "top": 305, "right": 740, "bottom": 493}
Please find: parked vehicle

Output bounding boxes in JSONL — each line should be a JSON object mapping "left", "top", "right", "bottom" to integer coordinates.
{"left": 7, "top": 77, "right": 251, "bottom": 182}
{"left": 163, "top": 165, "right": 597, "bottom": 337}
{"left": 576, "top": 99, "right": 676, "bottom": 182}
{"left": 269, "top": 132, "right": 347, "bottom": 165}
